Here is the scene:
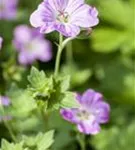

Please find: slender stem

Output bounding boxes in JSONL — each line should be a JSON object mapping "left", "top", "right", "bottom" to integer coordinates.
{"left": 54, "top": 33, "right": 63, "bottom": 76}
{"left": 77, "top": 133, "right": 86, "bottom": 150}
{"left": 80, "top": 140, "right": 85, "bottom": 150}
{"left": 0, "top": 105, "right": 17, "bottom": 142}
{"left": 4, "top": 121, "right": 17, "bottom": 142}
{"left": 66, "top": 41, "right": 73, "bottom": 64}
{"left": 37, "top": 107, "right": 49, "bottom": 131}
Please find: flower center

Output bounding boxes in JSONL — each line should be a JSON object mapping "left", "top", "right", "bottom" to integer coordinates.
{"left": 57, "top": 11, "right": 69, "bottom": 23}
{"left": 25, "top": 42, "right": 34, "bottom": 51}
{"left": 77, "top": 110, "right": 91, "bottom": 121}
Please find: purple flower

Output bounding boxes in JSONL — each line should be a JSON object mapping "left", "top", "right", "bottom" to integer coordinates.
{"left": 13, "top": 25, "right": 52, "bottom": 65}
{"left": 60, "top": 89, "right": 110, "bottom": 135}
{"left": 0, "top": 0, "right": 18, "bottom": 20}
{"left": 0, "top": 116, "right": 12, "bottom": 122}
{"left": 0, "top": 36, "right": 3, "bottom": 50}
{"left": 0, "top": 96, "right": 11, "bottom": 122}
{"left": 0, "top": 96, "right": 10, "bottom": 106}
{"left": 30, "top": 0, "right": 99, "bottom": 37}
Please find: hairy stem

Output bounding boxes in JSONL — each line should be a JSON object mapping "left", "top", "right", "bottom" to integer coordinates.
{"left": 54, "top": 33, "right": 63, "bottom": 76}
{"left": 0, "top": 105, "right": 17, "bottom": 142}
{"left": 77, "top": 133, "right": 86, "bottom": 150}
{"left": 54, "top": 34, "right": 75, "bottom": 76}
{"left": 66, "top": 41, "right": 73, "bottom": 64}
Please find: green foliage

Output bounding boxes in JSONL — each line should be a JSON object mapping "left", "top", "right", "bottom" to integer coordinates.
{"left": 23, "top": 130, "right": 55, "bottom": 150}
{"left": 91, "top": 121, "right": 135, "bottom": 150}
{"left": 28, "top": 67, "right": 79, "bottom": 111}
{"left": 1, "top": 140, "right": 24, "bottom": 150}
{"left": 2, "top": 58, "right": 26, "bottom": 83}
{"left": 91, "top": 0, "right": 134, "bottom": 54}
{"left": 61, "top": 64, "right": 91, "bottom": 88}
{"left": 92, "top": 28, "right": 127, "bottom": 52}
{"left": 35, "top": 130, "right": 54, "bottom": 150}
{"left": 6, "top": 85, "right": 37, "bottom": 118}
{"left": 28, "top": 67, "right": 47, "bottom": 90}
{"left": 3, "top": 85, "right": 40, "bottom": 133}
{"left": 95, "top": 58, "right": 135, "bottom": 104}
{"left": 48, "top": 112, "right": 75, "bottom": 150}
{"left": 1, "top": 130, "right": 55, "bottom": 150}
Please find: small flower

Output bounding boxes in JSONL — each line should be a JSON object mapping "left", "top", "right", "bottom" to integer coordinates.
{"left": 0, "top": 36, "right": 3, "bottom": 50}
{"left": 0, "top": 116, "right": 12, "bottom": 122}
{"left": 30, "top": 0, "right": 99, "bottom": 37}
{"left": 0, "top": 96, "right": 11, "bottom": 122}
{"left": 13, "top": 25, "right": 52, "bottom": 65}
{"left": 0, "top": 0, "right": 18, "bottom": 20}
{"left": 0, "top": 96, "right": 10, "bottom": 106}
{"left": 60, "top": 89, "right": 110, "bottom": 135}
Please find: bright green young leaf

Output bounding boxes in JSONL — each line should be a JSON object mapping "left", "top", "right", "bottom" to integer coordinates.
{"left": 28, "top": 67, "right": 46, "bottom": 89}
{"left": 28, "top": 67, "right": 54, "bottom": 102}
{"left": 37, "top": 130, "right": 55, "bottom": 150}
{"left": 22, "top": 130, "right": 55, "bottom": 150}
{"left": 1, "top": 139, "right": 24, "bottom": 150}
{"left": 59, "top": 75, "right": 70, "bottom": 92}
{"left": 27, "top": 67, "right": 79, "bottom": 111}
{"left": 60, "top": 92, "right": 80, "bottom": 108}
{"left": 7, "top": 85, "right": 37, "bottom": 117}
{"left": 12, "top": 116, "right": 40, "bottom": 133}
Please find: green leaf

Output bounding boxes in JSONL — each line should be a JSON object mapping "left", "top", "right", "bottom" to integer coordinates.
{"left": 91, "top": 121, "right": 135, "bottom": 150}
{"left": 7, "top": 87, "right": 37, "bottom": 118}
{"left": 22, "top": 130, "right": 55, "bottom": 150}
{"left": 92, "top": 28, "right": 127, "bottom": 52}
{"left": 95, "top": 58, "right": 135, "bottom": 104}
{"left": 48, "top": 112, "right": 74, "bottom": 149}
{"left": 12, "top": 116, "right": 40, "bottom": 132}
{"left": 91, "top": 0, "right": 134, "bottom": 54}
{"left": 59, "top": 75, "right": 70, "bottom": 92}
{"left": 98, "top": 0, "right": 133, "bottom": 28}
{"left": 61, "top": 92, "right": 80, "bottom": 108}
{"left": 1, "top": 139, "right": 24, "bottom": 150}
{"left": 27, "top": 67, "right": 79, "bottom": 110}
{"left": 37, "top": 130, "right": 55, "bottom": 150}
{"left": 28, "top": 67, "right": 46, "bottom": 89}
{"left": 28, "top": 67, "right": 54, "bottom": 102}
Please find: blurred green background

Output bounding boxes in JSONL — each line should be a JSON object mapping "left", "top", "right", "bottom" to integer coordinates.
{"left": 0, "top": 0, "right": 134, "bottom": 150}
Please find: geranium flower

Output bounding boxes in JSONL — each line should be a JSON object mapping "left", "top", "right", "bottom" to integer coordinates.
{"left": 13, "top": 25, "right": 52, "bottom": 65}
{"left": 0, "top": 116, "right": 12, "bottom": 122}
{"left": 60, "top": 89, "right": 110, "bottom": 135}
{"left": 0, "top": 0, "right": 18, "bottom": 20}
{"left": 0, "top": 96, "right": 11, "bottom": 122}
{"left": 0, "top": 96, "right": 10, "bottom": 106}
{"left": 30, "top": 0, "right": 99, "bottom": 37}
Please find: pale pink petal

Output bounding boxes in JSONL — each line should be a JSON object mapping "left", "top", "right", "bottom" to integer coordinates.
{"left": 66, "top": 0, "right": 84, "bottom": 14}
{"left": 55, "top": 23, "right": 80, "bottom": 37}
{"left": 30, "top": 4, "right": 45, "bottom": 28}
{"left": 77, "top": 121, "right": 101, "bottom": 135}
{"left": 60, "top": 109, "right": 79, "bottom": 123}
{"left": 95, "top": 102, "right": 110, "bottom": 123}
{"left": 80, "top": 89, "right": 103, "bottom": 107}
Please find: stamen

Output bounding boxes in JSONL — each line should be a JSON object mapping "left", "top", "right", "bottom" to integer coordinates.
{"left": 57, "top": 11, "right": 69, "bottom": 23}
